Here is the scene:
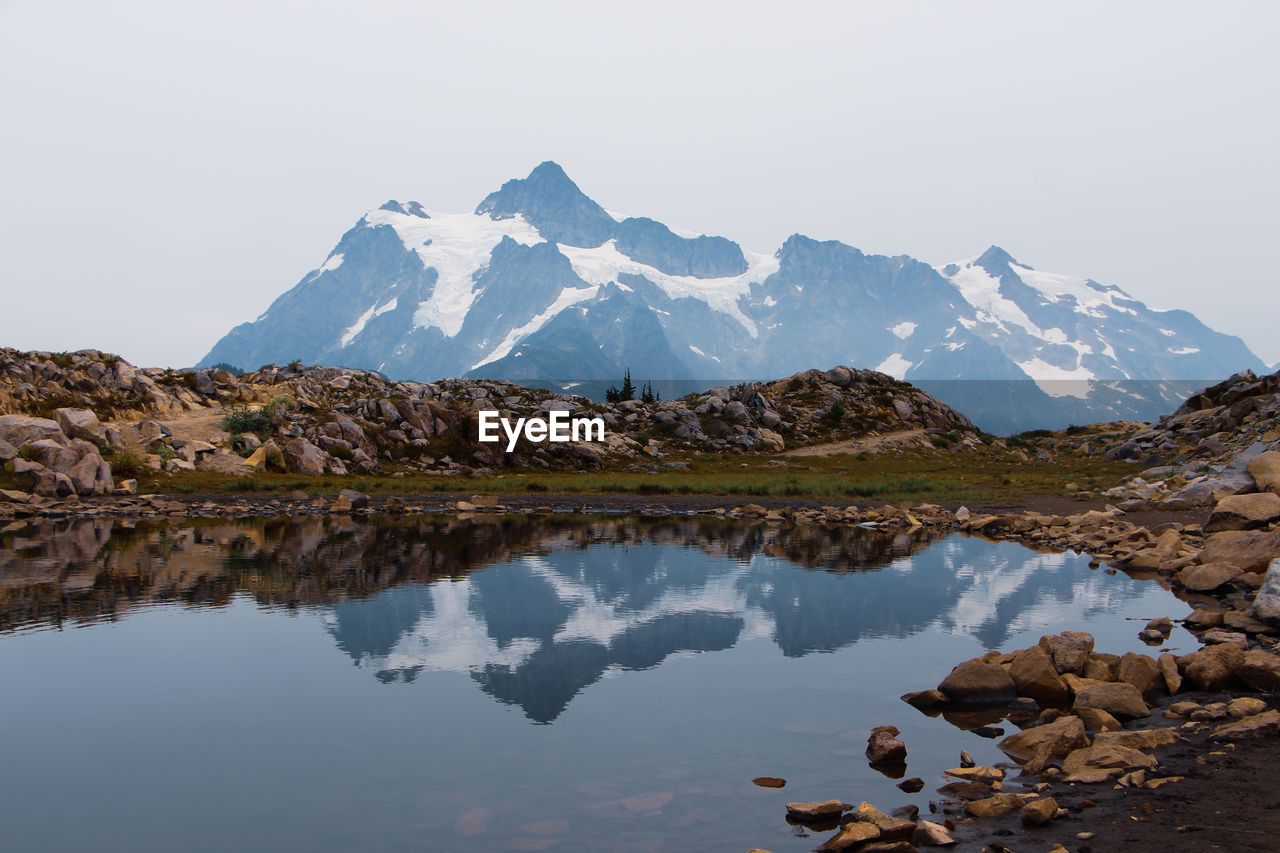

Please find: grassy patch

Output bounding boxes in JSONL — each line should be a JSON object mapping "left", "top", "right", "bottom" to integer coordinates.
{"left": 138, "top": 445, "right": 1134, "bottom": 504}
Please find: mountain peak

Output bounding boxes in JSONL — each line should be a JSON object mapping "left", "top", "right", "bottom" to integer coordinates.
{"left": 475, "top": 161, "right": 616, "bottom": 248}
{"left": 975, "top": 245, "right": 1020, "bottom": 270}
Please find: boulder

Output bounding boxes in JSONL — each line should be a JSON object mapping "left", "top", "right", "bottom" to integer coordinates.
{"left": 1253, "top": 559, "right": 1280, "bottom": 624}
{"left": 965, "top": 793, "right": 1036, "bottom": 818}
{"left": 1061, "top": 743, "right": 1157, "bottom": 783}
{"left": 1206, "top": 492, "right": 1280, "bottom": 533}
{"left": 1008, "top": 645, "right": 1070, "bottom": 705}
{"left": 1074, "top": 706, "right": 1122, "bottom": 732}
{"left": 852, "top": 802, "right": 915, "bottom": 842}
{"left": 1159, "top": 653, "right": 1183, "bottom": 695}
{"left": 1073, "top": 683, "right": 1149, "bottom": 720}
{"left": 1236, "top": 649, "right": 1280, "bottom": 692}
{"left": 1200, "top": 530, "right": 1280, "bottom": 574}
{"left": 912, "top": 821, "right": 956, "bottom": 847}
{"left": 1020, "top": 797, "right": 1059, "bottom": 827}
{"left": 1227, "top": 697, "right": 1268, "bottom": 717}
{"left": 786, "top": 800, "right": 850, "bottom": 821}
{"left": 54, "top": 408, "right": 108, "bottom": 447}
{"left": 1209, "top": 710, "right": 1280, "bottom": 740}
{"left": 937, "top": 662, "right": 1017, "bottom": 706}
{"left": 1247, "top": 450, "right": 1280, "bottom": 493}
{"left": 0, "top": 437, "right": 18, "bottom": 461}
{"left": 1091, "top": 729, "right": 1179, "bottom": 752}
{"left": 901, "top": 689, "right": 948, "bottom": 711}
{"left": 997, "top": 715, "right": 1089, "bottom": 764}
{"left": 1039, "top": 631, "right": 1094, "bottom": 675}
{"left": 1179, "top": 643, "right": 1245, "bottom": 691}
{"left": 1116, "top": 653, "right": 1165, "bottom": 701}
{"left": 817, "top": 821, "right": 880, "bottom": 852}
{"left": 866, "top": 726, "right": 907, "bottom": 764}
{"left": 282, "top": 438, "right": 327, "bottom": 476}
{"left": 0, "top": 415, "right": 65, "bottom": 447}
{"left": 1175, "top": 562, "right": 1244, "bottom": 592}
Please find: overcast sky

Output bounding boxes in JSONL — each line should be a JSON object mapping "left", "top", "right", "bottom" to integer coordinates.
{"left": 2, "top": 1, "right": 1277, "bottom": 368}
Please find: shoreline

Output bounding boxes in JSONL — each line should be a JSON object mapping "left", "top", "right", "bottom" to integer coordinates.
{"left": 3, "top": 490, "right": 1278, "bottom": 852}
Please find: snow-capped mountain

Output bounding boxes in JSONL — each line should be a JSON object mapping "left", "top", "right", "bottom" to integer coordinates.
{"left": 322, "top": 534, "right": 1149, "bottom": 722}
{"left": 201, "top": 162, "right": 1265, "bottom": 430}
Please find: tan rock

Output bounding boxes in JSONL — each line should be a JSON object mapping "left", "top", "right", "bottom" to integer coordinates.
{"left": 1179, "top": 643, "right": 1245, "bottom": 691}
{"left": 866, "top": 727, "right": 907, "bottom": 764}
{"left": 1062, "top": 673, "right": 1108, "bottom": 696}
{"left": 1206, "top": 492, "right": 1280, "bottom": 533}
{"left": 1209, "top": 709, "right": 1280, "bottom": 740}
{"left": 998, "top": 715, "right": 1089, "bottom": 765}
{"left": 1020, "top": 797, "right": 1059, "bottom": 827}
{"left": 1248, "top": 450, "right": 1280, "bottom": 493}
{"left": 912, "top": 820, "right": 957, "bottom": 846}
{"left": 943, "top": 765, "right": 1004, "bottom": 782}
{"left": 1227, "top": 697, "right": 1268, "bottom": 717}
{"left": 937, "top": 661, "right": 1016, "bottom": 705}
{"left": 1116, "top": 652, "right": 1165, "bottom": 701}
{"left": 1074, "top": 706, "right": 1122, "bottom": 732}
{"left": 1083, "top": 657, "right": 1115, "bottom": 682}
{"left": 1008, "top": 645, "right": 1070, "bottom": 704}
{"left": 853, "top": 802, "right": 916, "bottom": 841}
{"left": 1159, "top": 653, "right": 1183, "bottom": 695}
{"left": 1091, "top": 729, "right": 1179, "bottom": 751}
{"left": 786, "top": 800, "right": 851, "bottom": 820}
{"left": 1200, "top": 530, "right": 1280, "bottom": 574}
{"left": 1176, "top": 562, "right": 1245, "bottom": 592}
{"left": 1074, "top": 682, "right": 1149, "bottom": 719}
{"left": 1039, "top": 631, "right": 1095, "bottom": 674}
{"left": 965, "top": 793, "right": 1036, "bottom": 818}
{"left": 817, "top": 821, "right": 880, "bottom": 851}
{"left": 1237, "top": 649, "right": 1280, "bottom": 692}
{"left": 1061, "top": 743, "right": 1157, "bottom": 783}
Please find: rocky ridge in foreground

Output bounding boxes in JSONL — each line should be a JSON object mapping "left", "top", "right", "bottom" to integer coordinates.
{"left": 0, "top": 348, "right": 978, "bottom": 492}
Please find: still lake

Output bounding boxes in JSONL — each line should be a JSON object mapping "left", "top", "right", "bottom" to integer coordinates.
{"left": 0, "top": 514, "right": 1194, "bottom": 852}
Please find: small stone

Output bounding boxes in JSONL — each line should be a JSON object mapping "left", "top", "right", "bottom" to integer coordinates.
{"left": 897, "top": 778, "right": 924, "bottom": 793}
{"left": 913, "top": 820, "right": 957, "bottom": 846}
{"left": 867, "top": 726, "right": 908, "bottom": 764}
{"left": 965, "top": 793, "right": 1036, "bottom": 818}
{"left": 1019, "top": 797, "right": 1059, "bottom": 827}
{"left": 817, "top": 820, "right": 880, "bottom": 851}
{"left": 786, "top": 800, "right": 851, "bottom": 820}
{"left": 752, "top": 776, "right": 786, "bottom": 788}
{"left": 1227, "top": 697, "right": 1268, "bottom": 717}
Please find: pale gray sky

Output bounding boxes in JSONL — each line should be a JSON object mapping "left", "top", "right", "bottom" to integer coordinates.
{"left": 2, "top": 0, "right": 1277, "bottom": 367}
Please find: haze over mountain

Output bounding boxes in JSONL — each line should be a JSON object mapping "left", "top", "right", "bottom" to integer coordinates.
{"left": 201, "top": 162, "right": 1265, "bottom": 431}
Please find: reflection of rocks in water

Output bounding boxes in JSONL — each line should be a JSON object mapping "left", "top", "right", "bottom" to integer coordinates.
{"left": 0, "top": 514, "right": 1171, "bottom": 722}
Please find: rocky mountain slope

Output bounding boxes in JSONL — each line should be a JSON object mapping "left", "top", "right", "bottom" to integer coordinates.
{"left": 200, "top": 162, "right": 1265, "bottom": 432}
{"left": 0, "top": 349, "right": 977, "bottom": 491}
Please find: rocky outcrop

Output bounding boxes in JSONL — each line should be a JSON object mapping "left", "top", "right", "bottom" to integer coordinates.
{"left": 0, "top": 414, "right": 114, "bottom": 496}
{"left": 1, "top": 349, "right": 981, "bottom": 479}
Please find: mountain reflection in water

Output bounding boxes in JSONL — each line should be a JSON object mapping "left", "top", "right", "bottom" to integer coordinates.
{"left": 0, "top": 514, "right": 1167, "bottom": 722}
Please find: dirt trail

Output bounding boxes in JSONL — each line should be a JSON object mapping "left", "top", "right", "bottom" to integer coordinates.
{"left": 106, "top": 409, "right": 229, "bottom": 451}
{"left": 781, "top": 428, "right": 926, "bottom": 457}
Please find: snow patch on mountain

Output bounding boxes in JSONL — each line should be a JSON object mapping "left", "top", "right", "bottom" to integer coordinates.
{"left": 340, "top": 297, "right": 398, "bottom": 348}
{"left": 471, "top": 285, "right": 600, "bottom": 370}
{"left": 944, "top": 260, "right": 1046, "bottom": 337}
{"left": 558, "top": 240, "right": 777, "bottom": 337}
{"left": 363, "top": 207, "right": 543, "bottom": 337}
{"left": 876, "top": 353, "right": 913, "bottom": 379}
{"left": 890, "top": 321, "right": 918, "bottom": 340}
{"left": 307, "top": 252, "right": 344, "bottom": 283}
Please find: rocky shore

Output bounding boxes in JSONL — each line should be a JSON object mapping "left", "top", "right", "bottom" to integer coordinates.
{"left": 5, "top": 349, "right": 1280, "bottom": 851}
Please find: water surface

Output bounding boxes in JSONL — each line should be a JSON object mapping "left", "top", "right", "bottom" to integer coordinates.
{"left": 0, "top": 515, "right": 1194, "bottom": 852}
